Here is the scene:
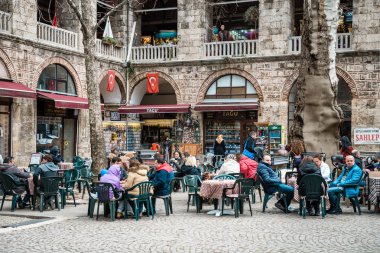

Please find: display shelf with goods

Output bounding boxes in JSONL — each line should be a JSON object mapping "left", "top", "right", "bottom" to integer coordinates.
{"left": 204, "top": 122, "right": 241, "bottom": 155}
{"left": 126, "top": 124, "right": 141, "bottom": 151}
{"left": 268, "top": 125, "right": 283, "bottom": 155}
{"left": 103, "top": 122, "right": 127, "bottom": 154}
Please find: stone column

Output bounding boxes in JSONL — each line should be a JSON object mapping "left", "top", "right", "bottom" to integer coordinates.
{"left": 10, "top": 0, "right": 37, "bottom": 39}
{"left": 11, "top": 98, "right": 36, "bottom": 167}
{"left": 352, "top": 0, "right": 380, "bottom": 51}
{"left": 259, "top": 0, "right": 293, "bottom": 56}
{"left": 177, "top": 0, "right": 211, "bottom": 60}
{"left": 77, "top": 109, "right": 91, "bottom": 158}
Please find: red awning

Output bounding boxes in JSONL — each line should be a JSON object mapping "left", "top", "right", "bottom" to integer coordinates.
{"left": 37, "top": 91, "right": 89, "bottom": 109}
{"left": 193, "top": 102, "right": 259, "bottom": 112}
{"left": 119, "top": 104, "right": 190, "bottom": 114}
{"left": 0, "top": 81, "right": 36, "bottom": 99}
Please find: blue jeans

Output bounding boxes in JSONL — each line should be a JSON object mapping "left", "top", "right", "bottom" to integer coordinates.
{"left": 278, "top": 184, "right": 294, "bottom": 207}
{"left": 327, "top": 187, "right": 344, "bottom": 210}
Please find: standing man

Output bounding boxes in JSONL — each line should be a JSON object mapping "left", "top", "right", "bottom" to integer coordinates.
{"left": 257, "top": 155, "right": 294, "bottom": 213}
{"left": 327, "top": 155, "right": 362, "bottom": 214}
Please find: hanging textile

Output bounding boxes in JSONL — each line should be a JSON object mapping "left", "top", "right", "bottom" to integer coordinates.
{"left": 103, "top": 17, "right": 114, "bottom": 38}
{"left": 107, "top": 70, "right": 116, "bottom": 92}
{"left": 146, "top": 73, "right": 159, "bottom": 94}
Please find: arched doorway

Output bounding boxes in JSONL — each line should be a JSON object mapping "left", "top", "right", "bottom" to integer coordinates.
{"left": 287, "top": 76, "right": 353, "bottom": 141}
{"left": 36, "top": 63, "right": 84, "bottom": 161}
{"left": 195, "top": 74, "right": 260, "bottom": 154}
{"left": 121, "top": 75, "right": 188, "bottom": 153}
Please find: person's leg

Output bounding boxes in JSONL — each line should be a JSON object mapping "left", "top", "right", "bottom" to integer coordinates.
{"left": 278, "top": 184, "right": 294, "bottom": 207}
{"left": 327, "top": 187, "right": 343, "bottom": 211}
{"left": 116, "top": 199, "right": 124, "bottom": 218}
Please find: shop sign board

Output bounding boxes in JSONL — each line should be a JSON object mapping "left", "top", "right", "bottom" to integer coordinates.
{"left": 354, "top": 128, "right": 380, "bottom": 144}
{"left": 204, "top": 111, "right": 258, "bottom": 121}
{"left": 110, "top": 111, "right": 121, "bottom": 121}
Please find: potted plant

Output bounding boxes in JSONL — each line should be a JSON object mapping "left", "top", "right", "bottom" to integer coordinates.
{"left": 102, "top": 36, "right": 117, "bottom": 46}
{"left": 115, "top": 40, "right": 124, "bottom": 48}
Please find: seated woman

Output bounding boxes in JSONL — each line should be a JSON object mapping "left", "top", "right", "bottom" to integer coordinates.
{"left": 118, "top": 159, "right": 149, "bottom": 219}
{"left": 297, "top": 156, "right": 322, "bottom": 216}
{"left": 100, "top": 165, "right": 123, "bottom": 199}
{"left": 216, "top": 154, "right": 240, "bottom": 175}
{"left": 180, "top": 156, "right": 201, "bottom": 177}
{"left": 148, "top": 155, "right": 174, "bottom": 212}
{"left": 169, "top": 151, "right": 184, "bottom": 171}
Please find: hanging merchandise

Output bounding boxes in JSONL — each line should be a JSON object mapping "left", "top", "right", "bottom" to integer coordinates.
{"left": 146, "top": 72, "right": 159, "bottom": 94}
{"left": 103, "top": 17, "right": 114, "bottom": 38}
{"left": 107, "top": 70, "right": 116, "bottom": 92}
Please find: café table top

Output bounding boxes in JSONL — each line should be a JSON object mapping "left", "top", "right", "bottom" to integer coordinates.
{"left": 199, "top": 179, "right": 236, "bottom": 199}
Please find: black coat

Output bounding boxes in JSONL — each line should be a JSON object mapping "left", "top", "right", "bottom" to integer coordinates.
{"left": 180, "top": 165, "right": 201, "bottom": 177}
{"left": 297, "top": 161, "right": 321, "bottom": 185}
{"left": 213, "top": 140, "right": 226, "bottom": 156}
{"left": 0, "top": 164, "right": 30, "bottom": 194}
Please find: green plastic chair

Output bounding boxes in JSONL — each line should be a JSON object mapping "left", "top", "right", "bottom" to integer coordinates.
{"left": 152, "top": 179, "right": 176, "bottom": 216}
{"left": 259, "top": 175, "right": 288, "bottom": 213}
{"left": 89, "top": 182, "right": 122, "bottom": 221}
{"left": 183, "top": 175, "right": 202, "bottom": 213}
{"left": 221, "top": 178, "right": 255, "bottom": 218}
{"left": 298, "top": 174, "right": 327, "bottom": 219}
{"left": 0, "top": 173, "right": 20, "bottom": 212}
{"left": 33, "top": 176, "right": 61, "bottom": 212}
{"left": 213, "top": 174, "right": 236, "bottom": 180}
{"left": 59, "top": 169, "right": 79, "bottom": 209}
{"left": 78, "top": 165, "right": 93, "bottom": 199}
{"left": 124, "top": 181, "right": 154, "bottom": 221}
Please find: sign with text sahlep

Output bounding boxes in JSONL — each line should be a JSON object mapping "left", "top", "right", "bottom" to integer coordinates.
{"left": 354, "top": 128, "right": 380, "bottom": 145}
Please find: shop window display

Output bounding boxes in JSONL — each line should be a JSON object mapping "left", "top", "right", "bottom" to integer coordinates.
{"left": 37, "top": 117, "right": 63, "bottom": 153}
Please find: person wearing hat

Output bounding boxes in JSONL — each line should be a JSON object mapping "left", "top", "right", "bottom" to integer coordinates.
{"left": 216, "top": 154, "right": 240, "bottom": 175}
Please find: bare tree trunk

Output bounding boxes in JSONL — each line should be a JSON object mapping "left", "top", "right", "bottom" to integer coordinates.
{"left": 290, "top": 0, "right": 342, "bottom": 158}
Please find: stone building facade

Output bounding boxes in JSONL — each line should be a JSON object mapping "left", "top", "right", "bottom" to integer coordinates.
{"left": 0, "top": 0, "right": 379, "bottom": 165}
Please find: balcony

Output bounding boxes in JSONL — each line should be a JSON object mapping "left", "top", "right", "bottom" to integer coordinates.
{"left": 95, "top": 39, "right": 126, "bottom": 62}
{"left": 288, "top": 33, "right": 353, "bottom": 54}
{"left": 203, "top": 40, "right": 258, "bottom": 59}
{"left": 37, "top": 22, "right": 79, "bottom": 50}
{"left": 131, "top": 45, "right": 178, "bottom": 63}
{"left": 0, "top": 10, "right": 11, "bottom": 33}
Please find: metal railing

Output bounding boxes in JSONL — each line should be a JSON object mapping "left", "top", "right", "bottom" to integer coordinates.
{"left": 37, "top": 22, "right": 78, "bottom": 50}
{"left": 95, "top": 39, "right": 127, "bottom": 62}
{"left": 0, "top": 11, "right": 11, "bottom": 33}
{"left": 131, "top": 45, "right": 177, "bottom": 62}
{"left": 204, "top": 40, "right": 258, "bottom": 58}
{"left": 288, "top": 36, "right": 301, "bottom": 54}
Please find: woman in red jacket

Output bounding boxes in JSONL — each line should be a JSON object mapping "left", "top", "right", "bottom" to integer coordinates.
{"left": 339, "top": 136, "right": 353, "bottom": 163}
{"left": 239, "top": 154, "right": 258, "bottom": 179}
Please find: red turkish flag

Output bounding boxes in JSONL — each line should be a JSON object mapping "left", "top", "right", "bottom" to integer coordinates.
{"left": 147, "top": 73, "right": 159, "bottom": 94}
{"left": 107, "top": 70, "right": 116, "bottom": 92}
{"left": 52, "top": 14, "right": 57, "bottom": 27}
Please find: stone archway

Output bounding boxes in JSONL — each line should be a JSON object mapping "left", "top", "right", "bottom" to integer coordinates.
{"left": 129, "top": 71, "right": 183, "bottom": 104}
{"left": 32, "top": 57, "right": 84, "bottom": 97}
{"left": 197, "top": 68, "right": 264, "bottom": 103}
{"left": 281, "top": 67, "right": 359, "bottom": 101}
{"left": 0, "top": 48, "right": 17, "bottom": 82}
{"left": 98, "top": 69, "right": 127, "bottom": 103}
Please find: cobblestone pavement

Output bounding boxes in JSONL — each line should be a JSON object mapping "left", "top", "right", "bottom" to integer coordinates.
{"left": 0, "top": 192, "right": 379, "bottom": 253}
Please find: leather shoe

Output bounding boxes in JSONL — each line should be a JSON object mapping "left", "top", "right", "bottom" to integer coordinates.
{"left": 275, "top": 202, "right": 286, "bottom": 213}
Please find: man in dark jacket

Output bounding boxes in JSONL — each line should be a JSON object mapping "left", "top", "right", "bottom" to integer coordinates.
{"left": 297, "top": 156, "right": 322, "bottom": 215}
{"left": 257, "top": 155, "right": 294, "bottom": 213}
{"left": 149, "top": 155, "right": 174, "bottom": 212}
{"left": 50, "top": 146, "right": 64, "bottom": 165}
{"left": 242, "top": 131, "right": 256, "bottom": 160}
{"left": 352, "top": 150, "right": 363, "bottom": 170}
{"left": 0, "top": 157, "right": 32, "bottom": 208}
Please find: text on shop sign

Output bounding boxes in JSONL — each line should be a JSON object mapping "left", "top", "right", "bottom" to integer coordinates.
{"left": 354, "top": 128, "right": 380, "bottom": 145}
{"left": 147, "top": 108, "right": 158, "bottom": 113}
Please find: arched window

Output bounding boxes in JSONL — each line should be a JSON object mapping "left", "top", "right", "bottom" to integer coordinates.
{"left": 204, "top": 75, "right": 257, "bottom": 101}
{"left": 37, "top": 64, "right": 76, "bottom": 95}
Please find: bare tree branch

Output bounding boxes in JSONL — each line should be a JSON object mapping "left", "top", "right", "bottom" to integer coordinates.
{"left": 94, "top": 0, "right": 129, "bottom": 34}
{"left": 65, "top": 0, "right": 91, "bottom": 37}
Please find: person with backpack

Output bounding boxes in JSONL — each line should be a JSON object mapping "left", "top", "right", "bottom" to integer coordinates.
{"left": 242, "top": 131, "right": 256, "bottom": 160}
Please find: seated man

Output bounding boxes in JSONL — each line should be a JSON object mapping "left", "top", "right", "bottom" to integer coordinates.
{"left": 148, "top": 155, "right": 174, "bottom": 212}
{"left": 0, "top": 156, "right": 32, "bottom": 208}
{"left": 257, "top": 155, "right": 294, "bottom": 213}
{"left": 327, "top": 155, "right": 362, "bottom": 214}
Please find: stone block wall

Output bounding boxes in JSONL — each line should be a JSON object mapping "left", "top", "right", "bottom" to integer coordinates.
{"left": 259, "top": 0, "right": 292, "bottom": 56}
{"left": 352, "top": 0, "right": 380, "bottom": 51}
{"left": 11, "top": 0, "right": 37, "bottom": 39}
